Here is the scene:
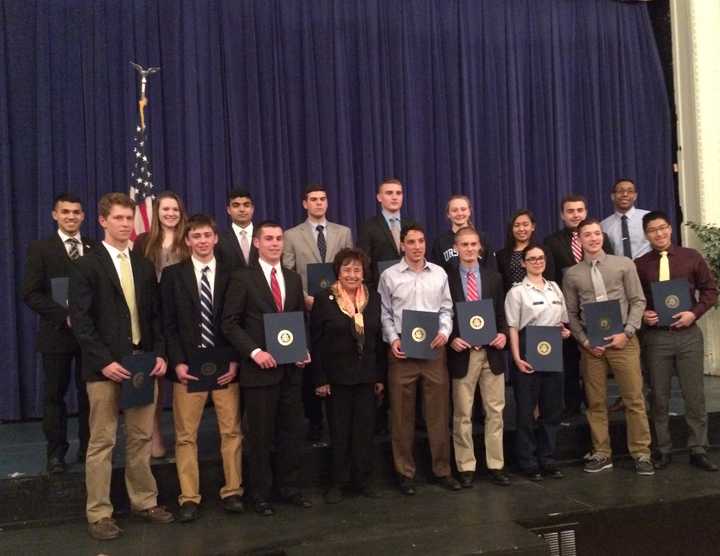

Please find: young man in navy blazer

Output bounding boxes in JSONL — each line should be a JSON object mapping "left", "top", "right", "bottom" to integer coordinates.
{"left": 22, "top": 192, "right": 97, "bottom": 473}
{"left": 161, "top": 214, "right": 244, "bottom": 522}
{"left": 69, "top": 193, "right": 173, "bottom": 540}
{"left": 446, "top": 227, "right": 510, "bottom": 488}
{"left": 222, "top": 220, "right": 312, "bottom": 516}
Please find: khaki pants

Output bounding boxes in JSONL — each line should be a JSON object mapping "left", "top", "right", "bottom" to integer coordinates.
{"left": 388, "top": 348, "right": 451, "bottom": 479}
{"left": 581, "top": 336, "right": 651, "bottom": 459}
{"left": 452, "top": 349, "right": 505, "bottom": 472}
{"left": 173, "top": 382, "right": 243, "bottom": 504}
{"left": 85, "top": 380, "right": 158, "bottom": 523}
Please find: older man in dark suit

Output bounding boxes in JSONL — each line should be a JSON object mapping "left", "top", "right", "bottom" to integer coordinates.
{"left": 22, "top": 193, "right": 97, "bottom": 474}
{"left": 222, "top": 220, "right": 312, "bottom": 516}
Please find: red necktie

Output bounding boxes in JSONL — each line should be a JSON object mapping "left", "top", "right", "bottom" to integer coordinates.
{"left": 270, "top": 267, "right": 283, "bottom": 311}
{"left": 466, "top": 271, "right": 479, "bottom": 301}
{"left": 571, "top": 232, "right": 583, "bottom": 263}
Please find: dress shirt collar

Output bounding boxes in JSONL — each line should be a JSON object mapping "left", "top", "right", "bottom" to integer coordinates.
{"left": 307, "top": 217, "right": 328, "bottom": 230}
{"left": 459, "top": 262, "right": 480, "bottom": 277}
{"left": 232, "top": 221, "right": 253, "bottom": 238}
{"left": 614, "top": 205, "right": 637, "bottom": 219}
{"left": 399, "top": 257, "right": 431, "bottom": 272}
{"left": 582, "top": 250, "right": 607, "bottom": 266}
{"left": 651, "top": 244, "right": 677, "bottom": 257}
{"left": 191, "top": 256, "right": 216, "bottom": 275}
{"left": 522, "top": 275, "right": 553, "bottom": 292}
{"left": 102, "top": 240, "right": 130, "bottom": 260}
{"left": 258, "top": 257, "right": 282, "bottom": 276}
{"left": 58, "top": 229, "right": 82, "bottom": 244}
{"left": 382, "top": 209, "right": 401, "bottom": 223}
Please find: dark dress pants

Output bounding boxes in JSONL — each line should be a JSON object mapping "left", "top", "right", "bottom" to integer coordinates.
{"left": 563, "top": 338, "right": 583, "bottom": 412}
{"left": 243, "top": 369, "right": 304, "bottom": 501}
{"left": 42, "top": 352, "right": 89, "bottom": 460}
{"left": 512, "top": 363, "right": 563, "bottom": 472}
{"left": 326, "top": 383, "right": 376, "bottom": 487}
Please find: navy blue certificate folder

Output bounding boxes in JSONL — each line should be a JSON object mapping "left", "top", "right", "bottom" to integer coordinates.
{"left": 455, "top": 299, "right": 497, "bottom": 347}
{"left": 187, "top": 347, "right": 234, "bottom": 393}
{"left": 401, "top": 309, "right": 439, "bottom": 360}
{"left": 306, "top": 263, "right": 336, "bottom": 296}
{"left": 120, "top": 352, "right": 156, "bottom": 409}
{"left": 263, "top": 311, "right": 307, "bottom": 365}
{"left": 524, "top": 326, "right": 563, "bottom": 373}
{"left": 583, "top": 300, "right": 624, "bottom": 347}
{"left": 651, "top": 278, "right": 692, "bottom": 327}
{"left": 51, "top": 277, "right": 69, "bottom": 308}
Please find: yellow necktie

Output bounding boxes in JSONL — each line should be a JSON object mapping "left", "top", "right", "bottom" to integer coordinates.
{"left": 118, "top": 253, "right": 141, "bottom": 344}
{"left": 658, "top": 250, "right": 670, "bottom": 282}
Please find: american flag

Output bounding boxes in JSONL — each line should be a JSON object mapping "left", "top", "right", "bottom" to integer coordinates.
{"left": 129, "top": 125, "right": 155, "bottom": 239}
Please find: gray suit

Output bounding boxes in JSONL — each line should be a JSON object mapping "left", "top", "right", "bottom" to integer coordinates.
{"left": 283, "top": 220, "right": 353, "bottom": 294}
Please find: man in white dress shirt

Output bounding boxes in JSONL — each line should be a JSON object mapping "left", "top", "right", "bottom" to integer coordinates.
{"left": 601, "top": 179, "right": 650, "bottom": 260}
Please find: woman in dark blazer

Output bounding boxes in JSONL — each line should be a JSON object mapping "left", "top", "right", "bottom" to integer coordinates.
{"left": 496, "top": 209, "right": 554, "bottom": 293}
{"left": 310, "top": 247, "right": 386, "bottom": 504}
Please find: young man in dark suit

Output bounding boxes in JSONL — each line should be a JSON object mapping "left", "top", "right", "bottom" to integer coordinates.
{"left": 216, "top": 189, "right": 259, "bottom": 270}
{"left": 22, "top": 193, "right": 97, "bottom": 474}
{"left": 222, "top": 220, "right": 312, "bottom": 516}
{"left": 358, "top": 178, "right": 418, "bottom": 287}
{"left": 161, "top": 214, "right": 244, "bottom": 523}
{"left": 543, "top": 194, "right": 614, "bottom": 418}
{"left": 446, "top": 227, "right": 510, "bottom": 488}
{"left": 69, "top": 193, "right": 173, "bottom": 540}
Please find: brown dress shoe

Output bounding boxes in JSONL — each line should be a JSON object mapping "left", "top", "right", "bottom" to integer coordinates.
{"left": 132, "top": 505, "right": 175, "bottom": 523}
{"left": 88, "top": 517, "right": 123, "bottom": 540}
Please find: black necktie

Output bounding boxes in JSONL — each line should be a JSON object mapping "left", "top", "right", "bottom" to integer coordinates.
{"left": 316, "top": 225, "right": 327, "bottom": 263}
{"left": 66, "top": 238, "right": 80, "bottom": 261}
{"left": 199, "top": 267, "right": 215, "bottom": 347}
{"left": 621, "top": 215, "right": 632, "bottom": 258}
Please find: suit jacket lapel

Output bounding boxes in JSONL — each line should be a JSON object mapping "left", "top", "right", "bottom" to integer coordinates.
{"left": 479, "top": 266, "right": 491, "bottom": 299}
{"left": 253, "top": 268, "right": 278, "bottom": 313}
{"left": 326, "top": 222, "right": 341, "bottom": 259}
{"left": 213, "top": 265, "right": 229, "bottom": 320}
{"left": 97, "top": 247, "right": 124, "bottom": 297}
{"left": 379, "top": 216, "right": 399, "bottom": 257}
{"left": 180, "top": 261, "right": 201, "bottom": 314}
{"left": 129, "top": 251, "right": 146, "bottom": 312}
{"left": 300, "top": 224, "right": 321, "bottom": 263}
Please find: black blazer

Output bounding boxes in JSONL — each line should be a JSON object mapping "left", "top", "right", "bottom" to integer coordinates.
{"left": 446, "top": 264, "right": 508, "bottom": 378}
{"left": 216, "top": 228, "right": 259, "bottom": 271}
{"left": 358, "top": 214, "right": 418, "bottom": 286}
{"left": 160, "top": 259, "right": 237, "bottom": 382}
{"left": 69, "top": 245, "right": 165, "bottom": 382}
{"left": 495, "top": 246, "right": 555, "bottom": 294}
{"left": 22, "top": 234, "right": 98, "bottom": 354}
{"left": 221, "top": 264, "right": 305, "bottom": 387}
{"left": 543, "top": 228, "right": 614, "bottom": 285}
{"left": 309, "top": 288, "right": 387, "bottom": 387}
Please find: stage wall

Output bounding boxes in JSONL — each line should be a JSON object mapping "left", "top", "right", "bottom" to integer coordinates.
{"left": 0, "top": 0, "right": 674, "bottom": 420}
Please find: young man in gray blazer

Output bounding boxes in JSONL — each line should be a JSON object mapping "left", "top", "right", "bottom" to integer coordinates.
{"left": 283, "top": 184, "right": 353, "bottom": 441}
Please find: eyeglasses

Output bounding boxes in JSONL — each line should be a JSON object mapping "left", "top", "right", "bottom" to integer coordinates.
{"left": 525, "top": 256, "right": 545, "bottom": 263}
{"left": 646, "top": 224, "right": 671, "bottom": 235}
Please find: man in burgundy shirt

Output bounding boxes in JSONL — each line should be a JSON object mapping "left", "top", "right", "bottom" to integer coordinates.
{"left": 635, "top": 211, "right": 718, "bottom": 472}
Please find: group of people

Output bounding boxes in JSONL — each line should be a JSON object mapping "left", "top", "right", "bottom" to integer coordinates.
{"left": 21, "top": 177, "right": 718, "bottom": 541}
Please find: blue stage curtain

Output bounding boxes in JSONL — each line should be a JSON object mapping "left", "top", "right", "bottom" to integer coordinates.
{"left": 0, "top": 0, "right": 673, "bottom": 420}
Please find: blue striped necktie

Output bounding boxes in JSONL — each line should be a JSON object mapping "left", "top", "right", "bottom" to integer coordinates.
{"left": 200, "top": 266, "right": 215, "bottom": 347}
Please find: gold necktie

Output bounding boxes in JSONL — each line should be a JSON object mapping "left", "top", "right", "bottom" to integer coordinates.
{"left": 658, "top": 250, "right": 670, "bottom": 282}
{"left": 118, "top": 253, "right": 141, "bottom": 344}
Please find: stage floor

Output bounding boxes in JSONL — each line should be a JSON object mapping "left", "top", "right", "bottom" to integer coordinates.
{"left": 1, "top": 453, "right": 720, "bottom": 556}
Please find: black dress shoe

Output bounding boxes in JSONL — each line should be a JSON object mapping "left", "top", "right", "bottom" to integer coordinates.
{"left": 690, "top": 453, "right": 719, "bottom": 472}
{"left": 458, "top": 471, "right": 474, "bottom": 489}
{"left": 398, "top": 477, "right": 416, "bottom": 496}
{"left": 177, "top": 501, "right": 199, "bottom": 523}
{"left": 489, "top": 470, "right": 511, "bottom": 486}
{"left": 47, "top": 456, "right": 66, "bottom": 475}
{"left": 254, "top": 500, "right": 274, "bottom": 516}
{"left": 541, "top": 465, "right": 564, "bottom": 479}
{"left": 222, "top": 495, "right": 245, "bottom": 513}
{"left": 434, "top": 475, "right": 462, "bottom": 491}
{"left": 653, "top": 452, "right": 672, "bottom": 470}
{"left": 285, "top": 492, "right": 313, "bottom": 508}
{"left": 524, "top": 470, "right": 543, "bottom": 482}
